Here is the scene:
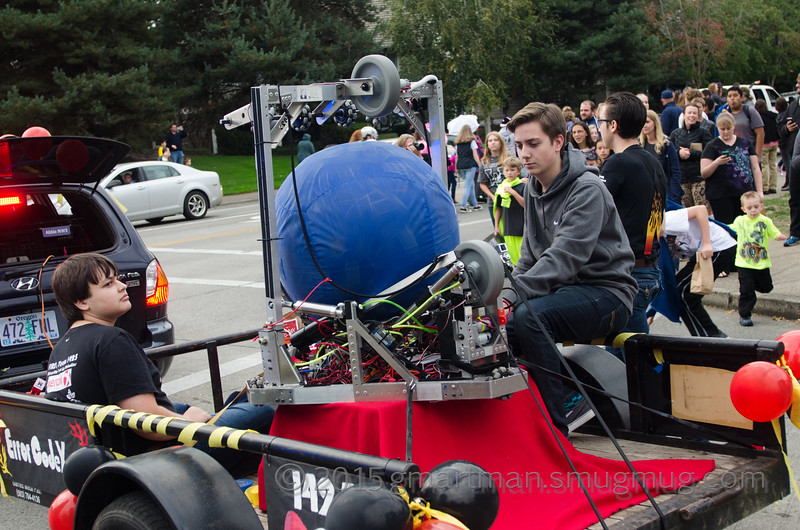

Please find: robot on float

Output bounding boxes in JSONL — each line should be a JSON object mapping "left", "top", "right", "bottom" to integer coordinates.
{"left": 220, "top": 55, "right": 527, "bottom": 407}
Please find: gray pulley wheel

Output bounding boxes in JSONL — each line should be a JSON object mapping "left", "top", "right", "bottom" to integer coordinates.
{"left": 455, "top": 240, "right": 504, "bottom": 303}
{"left": 350, "top": 55, "right": 401, "bottom": 118}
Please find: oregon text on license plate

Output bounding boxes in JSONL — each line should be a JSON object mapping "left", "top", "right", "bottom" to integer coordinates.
{"left": 1, "top": 311, "right": 59, "bottom": 347}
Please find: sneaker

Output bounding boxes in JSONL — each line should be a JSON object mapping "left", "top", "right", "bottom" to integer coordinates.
{"left": 785, "top": 236, "right": 800, "bottom": 247}
{"left": 564, "top": 391, "right": 582, "bottom": 412}
{"left": 566, "top": 394, "right": 595, "bottom": 433}
{"left": 740, "top": 317, "right": 753, "bottom": 327}
{"left": 459, "top": 206, "right": 468, "bottom": 212}
{"left": 473, "top": 205, "right": 482, "bottom": 211}
{"left": 708, "top": 330, "right": 728, "bottom": 338}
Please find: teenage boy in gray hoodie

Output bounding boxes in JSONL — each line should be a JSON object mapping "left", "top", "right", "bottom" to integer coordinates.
{"left": 505, "top": 102, "right": 637, "bottom": 437}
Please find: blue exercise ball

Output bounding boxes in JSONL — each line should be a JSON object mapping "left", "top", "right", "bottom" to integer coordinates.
{"left": 276, "top": 141, "right": 459, "bottom": 316}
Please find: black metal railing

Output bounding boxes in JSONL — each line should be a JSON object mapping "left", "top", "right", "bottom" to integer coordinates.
{"left": 0, "top": 328, "right": 263, "bottom": 411}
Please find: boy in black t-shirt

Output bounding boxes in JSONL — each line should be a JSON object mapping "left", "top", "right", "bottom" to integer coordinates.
{"left": 598, "top": 92, "right": 666, "bottom": 359}
{"left": 45, "top": 253, "right": 273, "bottom": 472}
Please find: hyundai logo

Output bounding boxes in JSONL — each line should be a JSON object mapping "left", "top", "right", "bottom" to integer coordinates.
{"left": 11, "top": 277, "right": 39, "bottom": 291}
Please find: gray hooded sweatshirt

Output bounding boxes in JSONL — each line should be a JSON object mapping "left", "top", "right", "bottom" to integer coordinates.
{"left": 512, "top": 146, "right": 637, "bottom": 312}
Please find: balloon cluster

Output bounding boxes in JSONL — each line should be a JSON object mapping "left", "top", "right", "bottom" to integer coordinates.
{"left": 3, "top": 126, "right": 91, "bottom": 175}
{"left": 729, "top": 330, "right": 800, "bottom": 422}
{"left": 48, "top": 446, "right": 117, "bottom": 530}
{"left": 324, "top": 460, "right": 499, "bottom": 530}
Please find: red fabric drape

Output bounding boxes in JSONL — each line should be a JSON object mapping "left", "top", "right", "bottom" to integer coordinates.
{"left": 267, "top": 384, "right": 714, "bottom": 529}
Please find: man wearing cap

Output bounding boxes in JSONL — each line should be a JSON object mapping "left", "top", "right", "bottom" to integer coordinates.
{"left": 660, "top": 90, "right": 682, "bottom": 135}
{"left": 499, "top": 117, "right": 516, "bottom": 156}
{"left": 361, "top": 126, "right": 378, "bottom": 141}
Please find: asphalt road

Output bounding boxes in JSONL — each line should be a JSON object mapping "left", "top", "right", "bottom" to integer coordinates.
{"left": 4, "top": 198, "right": 799, "bottom": 528}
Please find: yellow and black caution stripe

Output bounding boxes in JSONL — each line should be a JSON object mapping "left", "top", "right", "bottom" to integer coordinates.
{"left": 85, "top": 405, "right": 258, "bottom": 452}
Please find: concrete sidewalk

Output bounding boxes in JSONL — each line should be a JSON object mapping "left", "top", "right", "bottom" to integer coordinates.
{"left": 222, "top": 181, "right": 800, "bottom": 320}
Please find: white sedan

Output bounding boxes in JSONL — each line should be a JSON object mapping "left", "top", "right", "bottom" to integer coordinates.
{"left": 101, "top": 161, "right": 223, "bottom": 223}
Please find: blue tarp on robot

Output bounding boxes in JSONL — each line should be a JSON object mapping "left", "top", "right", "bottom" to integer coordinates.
{"left": 276, "top": 141, "right": 460, "bottom": 315}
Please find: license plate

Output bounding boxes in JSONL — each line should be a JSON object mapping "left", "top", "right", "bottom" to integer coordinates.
{"left": 1, "top": 311, "right": 60, "bottom": 347}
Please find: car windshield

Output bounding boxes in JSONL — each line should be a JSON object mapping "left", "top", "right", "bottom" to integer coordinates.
{"left": 0, "top": 191, "right": 114, "bottom": 266}
{"left": 765, "top": 88, "right": 780, "bottom": 106}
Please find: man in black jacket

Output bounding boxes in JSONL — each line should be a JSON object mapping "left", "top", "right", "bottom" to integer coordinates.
{"left": 778, "top": 73, "right": 800, "bottom": 247}
{"left": 165, "top": 123, "right": 187, "bottom": 164}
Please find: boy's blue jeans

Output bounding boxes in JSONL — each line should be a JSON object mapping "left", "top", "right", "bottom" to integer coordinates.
{"left": 507, "top": 285, "right": 630, "bottom": 436}
{"left": 174, "top": 391, "right": 274, "bottom": 472}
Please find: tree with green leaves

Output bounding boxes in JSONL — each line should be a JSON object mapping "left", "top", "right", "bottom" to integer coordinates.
{"left": 159, "top": 0, "right": 379, "bottom": 148}
{"left": 386, "top": 0, "right": 657, "bottom": 117}
{"left": 643, "top": 0, "right": 800, "bottom": 91}
{"left": 387, "top": 0, "right": 544, "bottom": 117}
{"left": 0, "top": 0, "right": 179, "bottom": 150}
{"left": 533, "top": 0, "right": 658, "bottom": 105}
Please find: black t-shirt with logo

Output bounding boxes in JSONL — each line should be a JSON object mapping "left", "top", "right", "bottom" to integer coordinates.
{"left": 600, "top": 145, "right": 666, "bottom": 261}
{"left": 45, "top": 323, "right": 175, "bottom": 412}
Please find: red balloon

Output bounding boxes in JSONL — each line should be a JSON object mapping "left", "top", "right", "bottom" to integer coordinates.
{"left": 416, "top": 520, "right": 464, "bottom": 529}
{"left": 22, "top": 126, "right": 51, "bottom": 137}
{"left": 56, "top": 139, "right": 89, "bottom": 172}
{"left": 778, "top": 330, "right": 800, "bottom": 378}
{"left": 48, "top": 489, "right": 77, "bottom": 530}
{"left": 20, "top": 126, "right": 53, "bottom": 159}
{"left": 730, "top": 361, "right": 793, "bottom": 422}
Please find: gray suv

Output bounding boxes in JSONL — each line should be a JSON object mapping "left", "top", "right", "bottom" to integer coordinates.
{"left": 0, "top": 135, "right": 174, "bottom": 378}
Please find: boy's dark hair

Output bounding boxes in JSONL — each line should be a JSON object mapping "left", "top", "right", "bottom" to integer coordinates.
{"left": 507, "top": 102, "right": 567, "bottom": 149}
{"left": 603, "top": 92, "right": 647, "bottom": 139}
{"left": 754, "top": 99, "right": 767, "bottom": 113}
{"left": 728, "top": 84, "right": 743, "bottom": 96}
{"left": 53, "top": 253, "right": 119, "bottom": 324}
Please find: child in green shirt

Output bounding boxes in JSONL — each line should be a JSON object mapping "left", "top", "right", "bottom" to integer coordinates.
{"left": 729, "top": 191, "right": 787, "bottom": 326}
{"left": 493, "top": 157, "right": 526, "bottom": 264}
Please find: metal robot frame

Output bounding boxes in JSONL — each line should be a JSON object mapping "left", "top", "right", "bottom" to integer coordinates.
{"left": 221, "top": 55, "right": 526, "bottom": 407}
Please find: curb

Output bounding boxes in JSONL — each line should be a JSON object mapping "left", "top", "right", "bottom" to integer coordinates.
{"left": 704, "top": 289, "right": 800, "bottom": 321}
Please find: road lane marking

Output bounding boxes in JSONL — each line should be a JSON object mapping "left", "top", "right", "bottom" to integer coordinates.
{"left": 162, "top": 353, "right": 262, "bottom": 394}
{"left": 460, "top": 219, "right": 491, "bottom": 227}
{"left": 149, "top": 227, "right": 260, "bottom": 247}
{"left": 137, "top": 209, "right": 259, "bottom": 232}
{"left": 168, "top": 277, "right": 265, "bottom": 288}
{"left": 150, "top": 247, "right": 262, "bottom": 256}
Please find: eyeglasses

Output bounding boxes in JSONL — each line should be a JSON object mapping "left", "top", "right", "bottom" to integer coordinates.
{"left": 596, "top": 118, "right": 613, "bottom": 126}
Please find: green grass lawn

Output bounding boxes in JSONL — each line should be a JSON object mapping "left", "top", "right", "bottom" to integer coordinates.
{"left": 190, "top": 155, "right": 297, "bottom": 195}
{"left": 764, "top": 195, "right": 790, "bottom": 233}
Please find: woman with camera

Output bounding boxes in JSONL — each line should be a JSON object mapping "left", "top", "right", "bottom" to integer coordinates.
{"left": 395, "top": 134, "right": 425, "bottom": 159}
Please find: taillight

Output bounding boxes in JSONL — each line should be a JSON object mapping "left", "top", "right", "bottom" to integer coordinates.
{"left": 0, "top": 194, "right": 22, "bottom": 207}
{"left": 146, "top": 259, "right": 169, "bottom": 307}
